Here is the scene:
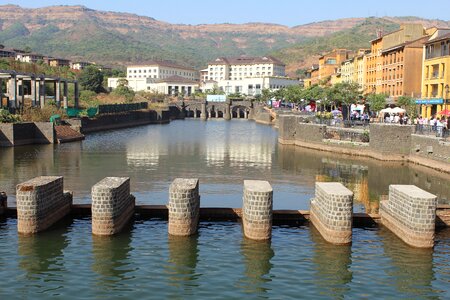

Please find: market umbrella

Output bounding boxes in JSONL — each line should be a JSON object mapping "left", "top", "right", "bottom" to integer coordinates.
{"left": 438, "top": 109, "right": 450, "bottom": 116}
{"left": 391, "top": 107, "right": 406, "bottom": 114}
{"left": 380, "top": 108, "right": 394, "bottom": 114}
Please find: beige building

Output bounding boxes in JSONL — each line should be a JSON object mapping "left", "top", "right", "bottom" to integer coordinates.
{"left": 109, "top": 61, "right": 199, "bottom": 92}
{"left": 71, "top": 61, "right": 92, "bottom": 70}
{"left": 207, "top": 56, "right": 286, "bottom": 82}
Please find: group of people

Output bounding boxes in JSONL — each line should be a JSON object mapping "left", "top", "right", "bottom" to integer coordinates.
{"left": 384, "top": 113, "right": 410, "bottom": 125}
{"left": 415, "top": 115, "right": 450, "bottom": 137}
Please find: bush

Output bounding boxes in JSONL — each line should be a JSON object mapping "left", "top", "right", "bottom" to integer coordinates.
{"left": 79, "top": 90, "right": 99, "bottom": 108}
{"left": 21, "top": 106, "right": 67, "bottom": 122}
{"left": 112, "top": 85, "right": 135, "bottom": 103}
{"left": 0, "top": 109, "right": 21, "bottom": 123}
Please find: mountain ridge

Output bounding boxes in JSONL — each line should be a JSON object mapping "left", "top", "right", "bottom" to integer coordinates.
{"left": 0, "top": 5, "right": 449, "bottom": 75}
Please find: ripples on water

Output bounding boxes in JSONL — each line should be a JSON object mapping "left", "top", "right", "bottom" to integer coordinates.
{"left": 1, "top": 120, "right": 450, "bottom": 211}
{"left": 0, "top": 217, "right": 449, "bottom": 299}
{"left": 0, "top": 120, "right": 449, "bottom": 298}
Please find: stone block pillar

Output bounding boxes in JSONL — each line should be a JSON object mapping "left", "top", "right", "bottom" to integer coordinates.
{"left": 168, "top": 178, "right": 200, "bottom": 236}
{"left": 8, "top": 76, "right": 17, "bottom": 108}
{"left": 380, "top": 185, "right": 436, "bottom": 248}
{"left": 201, "top": 101, "right": 207, "bottom": 120}
{"left": 224, "top": 101, "right": 231, "bottom": 120}
{"left": 91, "top": 177, "right": 135, "bottom": 236}
{"left": 55, "top": 80, "right": 61, "bottom": 108}
{"left": 310, "top": 182, "right": 353, "bottom": 245}
{"left": 242, "top": 180, "right": 273, "bottom": 240}
{"left": 16, "top": 176, "right": 72, "bottom": 234}
{"left": 74, "top": 81, "right": 79, "bottom": 109}
{"left": 0, "top": 192, "right": 7, "bottom": 216}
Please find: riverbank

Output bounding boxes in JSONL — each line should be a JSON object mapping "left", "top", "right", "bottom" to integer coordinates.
{"left": 278, "top": 115, "right": 450, "bottom": 175}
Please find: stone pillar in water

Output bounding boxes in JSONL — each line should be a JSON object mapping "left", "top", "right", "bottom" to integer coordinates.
{"left": 168, "top": 178, "right": 200, "bottom": 236}
{"left": 91, "top": 177, "right": 135, "bottom": 236}
{"left": 16, "top": 176, "right": 72, "bottom": 234}
{"left": 380, "top": 185, "right": 436, "bottom": 248}
{"left": 310, "top": 182, "right": 353, "bottom": 245}
{"left": 242, "top": 180, "right": 273, "bottom": 240}
{"left": 224, "top": 100, "right": 231, "bottom": 120}
{"left": 201, "top": 101, "right": 207, "bottom": 120}
{"left": 0, "top": 192, "right": 7, "bottom": 216}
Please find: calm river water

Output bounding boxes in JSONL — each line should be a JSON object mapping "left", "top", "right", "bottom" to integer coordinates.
{"left": 0, "top": 119, "right": 449, "bottom": 298}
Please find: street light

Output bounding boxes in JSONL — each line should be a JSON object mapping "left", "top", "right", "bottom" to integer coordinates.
{"left": 445, "top": 84, "right": 449, "bottom": 111}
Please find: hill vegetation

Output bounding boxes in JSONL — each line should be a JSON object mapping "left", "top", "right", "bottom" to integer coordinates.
{"left": 0, "top": 5, "right": 449, "bottom": 76}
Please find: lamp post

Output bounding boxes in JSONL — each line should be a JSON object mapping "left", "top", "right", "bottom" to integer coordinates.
{"left": 445, "top": 84, "right": 449, "bottom": 111}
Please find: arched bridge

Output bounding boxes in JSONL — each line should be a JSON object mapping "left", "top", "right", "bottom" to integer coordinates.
{"left": 169, "top": 100, "right": 255, "bottom": 120}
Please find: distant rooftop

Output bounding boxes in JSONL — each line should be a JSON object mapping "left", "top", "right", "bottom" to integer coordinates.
{"left": 209, "top": 56, "right": 285, "bottom": 66}
{"left": 128, "top": 60, "right": 197, "bottom": 71}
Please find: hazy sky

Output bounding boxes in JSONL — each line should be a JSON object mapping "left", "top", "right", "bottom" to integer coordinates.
{"left": 1, "top": 0, "right": 449, "bottom": 27}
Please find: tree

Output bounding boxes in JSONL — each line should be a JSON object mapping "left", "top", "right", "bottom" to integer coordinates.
{"left": 397, "top": 95, "right": 416, "bottom": 118}
{"left": 366, "top": 93, "right": 387, "bottom": 113}
{"left": 328, "top": 82, "right": 361, "bottom": 120}
{"left": 78, "top": 66, "right": 104, "bottom": 93}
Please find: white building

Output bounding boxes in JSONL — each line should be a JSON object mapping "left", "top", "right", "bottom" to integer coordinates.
{"left": 70, "top": 61, "right": 92, "bottom": 70}
{"left": 15, "top": 53, "right": 44, "bottom": 63}
{"left": 147, "top": 75, "right": 199, "bottom": 96}
{"left": 203, "top": 76, "right": 299, "bottom": 96}
{"left": 109, "top": 61, "right": 199, "bottom": 93}
{"left": 207, "top": 56, "right": 286, "bottom": 82}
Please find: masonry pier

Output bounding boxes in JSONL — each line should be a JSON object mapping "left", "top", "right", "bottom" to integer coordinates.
{"left": 242, "top": 180, "right": 273, "bottom": 240}
{"left": 380, "top": 185, "right": 437, "bottom": 248}
{"left": 16, "top": 176, "right": 72, "bottom": 234}
{"left": 168, "top": 178, "right": 200, "bottom": 236}
{"left": 310, "top": 182, "right": 354, "bottom": 245}
{"left": 91, "top": 177, "right": 135, "bottom": 236}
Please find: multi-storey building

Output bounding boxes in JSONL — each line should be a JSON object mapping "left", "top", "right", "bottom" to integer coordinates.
{"left": 108, "top": 61, "right": 199, "bottom": 92}
{"left": 420, "top": 28, "right": 450, "bottom": 118}
{"left": 207, "top": 56, "right": 286, "bottom": 82}
{"left": 70, "top": 61, "right": 92, "bottom": 70}
{"left": 354, "top": 53, "right": 368, "bottom": 91}
{"left": 0, "top": 46, "right": 16, "bottom": 59}
{"left": 340, "top": 58, "right": 355, "bottom": 83}
{"left": 380, "top": 36, "right": 429, "bottom": 100}
{"left": 46, "top": 57, "right": 71, "bottom": 67}
{"left": 366, "top": 36, "right": 383, "bottom": 94}
{"left": 15, "top": 52, "right": 45, "bottom": 63}
{"left": 303, "top": 65, "right": 319, "bottom": 88}
{"left": 202, "top": 56, "right": 298, "bottom": 96}
{"left": 318, "top": 49, "right": 353, "bottom": 82}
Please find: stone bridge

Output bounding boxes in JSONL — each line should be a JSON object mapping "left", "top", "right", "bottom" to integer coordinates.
{"left": 170, "top": 100, "right": 255, "bottom": 120}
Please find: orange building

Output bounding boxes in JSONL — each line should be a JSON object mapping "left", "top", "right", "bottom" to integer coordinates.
{"left": 304, "top": 64, "right": 319, "bottom": 87}
{"left": 318, "top": 49, "right": 353, "bottom": 82}
{"left": 365, "top": 24, "right": 431, "bottom": 97}
{"left": 380, "top": 36, "right": 429, "bottom": 100}
{"left": 365, "top": 36, "right": 383, "bottom": 94}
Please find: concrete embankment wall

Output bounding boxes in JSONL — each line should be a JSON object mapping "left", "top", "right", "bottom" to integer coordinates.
{"left": 67, "top": 109, "right": 170, "bottom": 134}
{"left": 278, "top": 115, "right": 450, "bottom": 174}
{"left": 0, "top": 122, "right": 54, "bottom": 147}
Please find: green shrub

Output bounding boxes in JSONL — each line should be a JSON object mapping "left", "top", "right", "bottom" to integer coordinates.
{"left": 0, "top": 109, "right": 22, "bottom": 123}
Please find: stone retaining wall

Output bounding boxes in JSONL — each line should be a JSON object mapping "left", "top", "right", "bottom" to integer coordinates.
{"left": 16, "top": 176, "right": 72, "bottom": 234}
{"left": 66, "top": 109, "right": 170, "bottom": 134}
{"left": 0, "top": 122, "right": 54, "bottom": 147}
{"left": 410, "top": 134, "right": 450, "bottom": 163}
{"left": 310, "top": 182, "right": 353, "bottom": 245}
{"left": 168, "top": 178, "right": 200, "bottom": 236}
{"left": 242, "top": 180, "right": 273, "bottom": 240}
{"left": 369, "top": 124, "right": 414, "bottom": 157}
{"left": 380, "top": 185, "right": 436, "bottom": 248}
{"left": 91, "top": 177, "right": 135, "bottom": 236}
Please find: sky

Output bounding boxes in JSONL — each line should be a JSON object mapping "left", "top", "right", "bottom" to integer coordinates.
{"left": 1, "top": 0, "right": 450, "bottom": 27}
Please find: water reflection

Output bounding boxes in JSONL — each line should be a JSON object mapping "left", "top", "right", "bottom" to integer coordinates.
{"left": 18, "top": 218, "right": 71, "bottom": 276}
{"left": 239, "top": 238, "right": 274, "bottom": 295}
{"left": 309, "top": 226, "right": 352, "bottom": 299}
{"left": 379, "top": 227, "right": 435, "bottom": 297}
{"left": 91, "top": 233, "right": 134, "bottom": 283}
{"left": 166, "top": 234, "right": 200, "bottom": 291}
{"left": 1, "top": 120, "right": 450, "bottom": 209}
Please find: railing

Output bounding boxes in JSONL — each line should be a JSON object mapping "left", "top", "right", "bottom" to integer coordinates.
{"left": 414, "top": 124, "right": 449, "bottom": 139}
